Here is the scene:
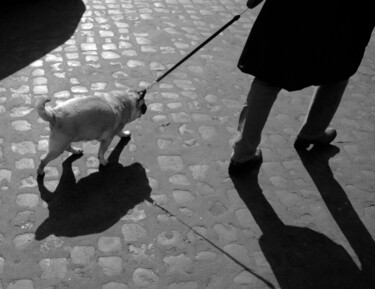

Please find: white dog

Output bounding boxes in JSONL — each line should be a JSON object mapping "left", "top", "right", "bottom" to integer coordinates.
{"left": 36, "top": 91, "right": 147, "bottom": 175}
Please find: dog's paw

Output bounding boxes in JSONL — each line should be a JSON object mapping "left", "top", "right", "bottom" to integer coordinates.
{"left": 100, "top": 159, "right": 109, "bottom": 166}
{"left": 37, "top": 169, "right": 45, "bottom": 177}
{"left": 72, "top": 148, "right": 83, "bottom": 155}
{"left": 118, "top": 130, "right": 131, "bottom": 138}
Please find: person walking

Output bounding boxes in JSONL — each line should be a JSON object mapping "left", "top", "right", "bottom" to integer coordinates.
{"left": 229, "top": 0, "right": 375, "bottom": 175}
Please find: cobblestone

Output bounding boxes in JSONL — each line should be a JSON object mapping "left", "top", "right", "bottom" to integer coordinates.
{"left": 98, "top": 256, "right": 123, "bottom": 276}
{"left": 12, "top": 233, "right": 35, "bottom": 250}
{"left": 98, "top": 237, "right": 122, "bottom": 252}
{"left": 71, "top": 246, "right": 95, "bottom": 265}
{"left": 6, "top": 280, "right": 34, "bottom": 289}
{"left": 39, "top": 258, "right": 68, "bottom": 279}
{"left": 121, "top": 223, "right": 147, "bottom": 242}
{"left": 0, "top": 0, "right": 373, "bottom": 288}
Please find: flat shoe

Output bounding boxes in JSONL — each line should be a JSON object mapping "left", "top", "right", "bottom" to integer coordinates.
{"left": 294, "top": 128, "right": 337, "bottom": 150}
{"left": 229, "top": 149, "right": 263, "bottom": 176}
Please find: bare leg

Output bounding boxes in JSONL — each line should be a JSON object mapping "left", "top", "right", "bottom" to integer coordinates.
{"left": 237, "top": 106, "right": 247, "bottom": 132}
{"left": 232, "top": 78, "right": 281, "bottom": 163}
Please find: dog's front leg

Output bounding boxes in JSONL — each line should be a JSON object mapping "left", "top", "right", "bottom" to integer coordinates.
{"left": 117, "top": 130, "right": 131, "bottom": 138}
{"left": 98, "top": 137, "right": 113, "bottom": 166}
{"left": 66, "top": 145, "right": 83, "bottom": 155}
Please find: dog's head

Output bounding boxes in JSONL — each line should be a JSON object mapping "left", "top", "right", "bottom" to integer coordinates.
{"left": 137, "top": 97, "right": 147, "bottom": 115}
{"left": 127, "top": 91, "right": 147, "bottom": 121}
{"left": 110, "top": 90, "right": 147, "bottom": 122}
{"left": 135, "top": 89, "right": 147, "bottom": 115}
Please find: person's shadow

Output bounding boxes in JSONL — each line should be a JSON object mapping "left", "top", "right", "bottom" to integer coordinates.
{"left": 36, "top": 137, "right": 152, "bottom": 240}
{"left": 230, "top": 145, "right": 375, "bottom": 289}
{"left": 0, "top": 0, "right": 85, "bottom": 80}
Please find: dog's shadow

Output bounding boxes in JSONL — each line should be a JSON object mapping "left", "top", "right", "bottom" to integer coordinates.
{"left": 36, "top": 137, "right": 151, "bottom": 240}
{"left": 230, "top": 145, "right": 375, "bottom": 289}
{"left": 0, "top": 0, "right": 85, "bottom": 80}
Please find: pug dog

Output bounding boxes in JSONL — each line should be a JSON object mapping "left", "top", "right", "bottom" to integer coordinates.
{"left": 36, "top": 90, "right": 147, "bottom": 175}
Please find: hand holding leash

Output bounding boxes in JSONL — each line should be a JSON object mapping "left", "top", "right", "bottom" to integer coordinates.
{"left": 246, "top": 0, "right": 264, "bottom": 9}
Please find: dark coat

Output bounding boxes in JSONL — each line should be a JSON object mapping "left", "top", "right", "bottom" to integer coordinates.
{"left": 238, "top": 0, "right": 374, "bottom": 91}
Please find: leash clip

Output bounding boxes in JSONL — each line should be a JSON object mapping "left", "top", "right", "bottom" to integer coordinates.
{"left": 136, "top": 89, "right": 147, "bottom": 100}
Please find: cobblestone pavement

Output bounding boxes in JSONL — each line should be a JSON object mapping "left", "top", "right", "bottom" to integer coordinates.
{"left": 0, "top": 0, "right": 374, "bottom": 288}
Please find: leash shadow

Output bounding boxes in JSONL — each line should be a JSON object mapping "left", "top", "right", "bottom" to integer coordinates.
{"left": 35, "top": 137, "right": 151, "bottom": 240}
{"left": 230, "top": 145, "right": 374, "bottom": 289}
{"left": 0, "top": 0, "right": 85, "bottom": 80}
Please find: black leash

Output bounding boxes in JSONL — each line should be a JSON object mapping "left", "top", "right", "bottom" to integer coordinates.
{"left": 137, "top": 8, "right": 249, "bottom": 99}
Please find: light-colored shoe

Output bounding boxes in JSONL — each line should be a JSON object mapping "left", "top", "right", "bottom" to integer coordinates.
{"left": 294, "top": 128, "right": 337, "bottom": 150}
{"left": 228, "top": 149, "right": 263, "bottom": 176}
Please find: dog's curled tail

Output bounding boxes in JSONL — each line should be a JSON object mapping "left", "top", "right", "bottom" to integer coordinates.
{"left": 36, "top": 96, "right": 55, "bottom": 124}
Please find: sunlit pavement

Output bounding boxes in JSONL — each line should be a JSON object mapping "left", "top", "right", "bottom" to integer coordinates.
{"left": 0, "top": 0, "right": 374, "bottom": 288}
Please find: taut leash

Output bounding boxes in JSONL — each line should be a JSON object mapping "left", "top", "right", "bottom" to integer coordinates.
{"left": 137, "top": 8, "right": 249, "bottom": 100}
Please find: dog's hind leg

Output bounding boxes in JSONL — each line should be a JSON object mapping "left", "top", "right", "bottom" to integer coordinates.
{"left": 37, "top": 136, "right": 71, "bottom": 175}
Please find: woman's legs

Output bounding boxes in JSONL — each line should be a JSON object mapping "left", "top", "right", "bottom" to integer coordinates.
{"left": 231, "top": 78, "right": 348, "bottom": 164}
{"left": 298, "top": 79, "right": 349, "bottom": 139}
{"left": 232, "top": 78, "right": 281, "bottom": 163}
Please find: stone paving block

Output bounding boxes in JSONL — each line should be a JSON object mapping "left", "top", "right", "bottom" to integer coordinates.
{"left": 6, "top": 280, "right": 34, "bottom": 289}
{"left": 164, "top": 253, "right": 193, "bottom": 275}
{"left": 98, "top": 237, "right": 122, "bottom": 253}
{"left": 209, "top": 201, "right": 228, "bottom": 217}
{"left": 169, "top": 174, "right": 190, "bottom": 185}
{"left": 121, "top": 207, "right": 146, "bottom": 222}
{"left": 132, "top": 268, "right": 160, "bottom": 287}
{"left": 13, "top": 234, "right": 35, "bottom": 250}
{"left": 122, "top": 224, "right": 147, "bottom": 242}
{"left": 167, "top": 281, "right": 198, "bottom": 289}
{"left": 157, "top": 156, "right": 184, "bottom": 172}
{"left": 0, "top": 257, "right": 4, "bottom": 274}
{"left": 71, "top": 246, "right": 95, "bottom": 265}
{"left": 0, "top": 169, "right": 11, "bottom": 186}
{"left": 19, "top": 177, "right": 37, "bottom": 188}
{"left": 157, "top": 231, "right": 183, "bottom": 247}
{"left": 11, "top": 211, "right": 35, "bottom": 228}
{"left": 188, "top": 164, "right": 209, "bottom": 179}
{"left": 98, "top": 256, "right": 123, "bottom": 276}
{"left": 233, "top": 271, "right": 258, "bottom": 285}
{"left": 12, "top": 121, "right": 32, "bottom": 132}
{"left": 198, "top": 125, "right": 216, "bottom": 140}
{"left": 102, "top": 283, "right": 128, "bottom": 289}
{"left": 11, "top": 142, "right": 36, "bottom": 155}
{"left": 15, "top": 158, "right": 35, "bottom": 169}
{"left": 195, "top": 251, "right": 217, "bottom": 262}
{"left": 213, "top": 224, "right": 238, "bottom": 243}
{"left": 39, "top": 258, "right": 68, "bottom": 279}
{"left": 223, "top": 244, "right": 251, "bottom": 266}
{"left": 16, "top": 194, "right": 39, "bottom": 208}
{"left": 172, "top": 190, "right": 196, "bottom": 205}
{"left": 39, "top": 235, "right": 64, "bottom": 254}
{"left": 9, "top": 107, "right": 33, "bottom": 118}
